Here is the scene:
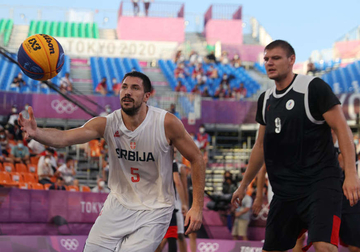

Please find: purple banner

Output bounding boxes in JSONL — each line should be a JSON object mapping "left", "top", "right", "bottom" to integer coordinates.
{"left": 0, "top": 188, "right": 108, "bottom": 224}
{"left": 201, "top": 100, "right": 257, "bottom": 124}
{"left": 0, "top": 92, "right": 120, "bottom": 120}
{"left": 0, "top": 236, "right": 351, "bottom": 252}
{"left": 2, "top": 91, "right": 359, "bottom": 125}
{"left": 32, "top": 94, "right": 120, "bottom": 120}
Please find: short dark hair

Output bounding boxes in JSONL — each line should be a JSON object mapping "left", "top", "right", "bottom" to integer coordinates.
{"left": 265, "top": 40, "right": 295, "bottom": 57}
{"left": 66, "top": 157, "right": 73, "bottom": 163}
{"left": 57, "top": 176, "right": 64, "bottom": 181}
{"left": 46, "top": 147, "right": 55, "bottom": 155}
{"left": 121, "top": 71, "right": 152, "bottom": 93}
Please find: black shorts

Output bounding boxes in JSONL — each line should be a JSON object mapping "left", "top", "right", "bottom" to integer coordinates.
{"left": 339, "top": 200, "right": 360, "bottom": 248}
{"left": 263, "top": 185, "right": 342, "bottom": 251}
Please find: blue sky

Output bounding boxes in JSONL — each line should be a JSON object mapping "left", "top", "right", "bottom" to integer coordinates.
{"left": 2, "top": 0, "right": 360, "bottom": 62}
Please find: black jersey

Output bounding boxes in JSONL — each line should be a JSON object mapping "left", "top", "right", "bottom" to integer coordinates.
{"left": 256, "top": 74, "right": 342, "bottom": 200}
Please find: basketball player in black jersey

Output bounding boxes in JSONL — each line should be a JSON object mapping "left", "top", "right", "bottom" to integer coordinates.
{"left": 332, "top": 131, "right": 360, "bottom": 252}
{"left": 231, "top": 40, "right": 360, "bottom": 252}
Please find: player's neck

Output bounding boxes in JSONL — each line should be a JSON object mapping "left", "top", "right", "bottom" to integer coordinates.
{"left": 121, "top": 105, "right": 148, "bottom": 131}
{"left": 275, "top": 72, "right": 295, "bottom": 91}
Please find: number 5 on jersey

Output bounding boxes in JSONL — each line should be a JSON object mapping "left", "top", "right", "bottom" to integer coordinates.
{"left": 131, "top": 167, "right": 140, "bottom": 182}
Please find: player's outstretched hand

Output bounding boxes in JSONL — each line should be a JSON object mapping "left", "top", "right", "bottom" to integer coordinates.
{"left": 343, "top": 174, "right": 360, "bottom": 206}
{"left": 18, "top": 106, "right": 37, "bottom": 140}
{"left": 252, "top": 196, "right": 263, "bottom": 215}
{"left": 184, "top": 206, "right": 202, "bottom": 235}
{"left": 231, "top": 185, "right": 247, "bottom": 208}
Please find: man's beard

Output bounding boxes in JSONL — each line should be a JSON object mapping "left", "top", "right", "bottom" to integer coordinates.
{"left": 122, "top": 101, "right": 142, "bottom": 116}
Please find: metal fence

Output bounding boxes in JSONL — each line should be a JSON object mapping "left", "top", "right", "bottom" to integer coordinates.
{"left": 336, "top": 25, "right": 360, "bottom": 42}
{"left": 119, "top": 1, "right": 184, "bottom": 18}
{"left": 204, "top": 4, "right": 242, "bottom": 26}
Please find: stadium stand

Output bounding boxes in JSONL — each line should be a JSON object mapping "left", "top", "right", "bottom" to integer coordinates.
{"left": 159, "top": 59, "right": 261, "bottom": 98}
{"left": 89, "top": 57, "right": 141, "bottom": 94}
{"left": 321, "top": 60, "right": 360, "bottom": 94}
{"left": 30, "top": 183, "right": 44, "bottom": 190}
{"left": 314, "top": 59, "right": 342, "bottom": 72}
{"left": 28, "top": 20, "right": 99, "bottom": 39}
{"left": 0, "top": 54, "right": 70, "bottom": 93}
{"left": 254, "top": 62, "right": 266, "bottom": 75}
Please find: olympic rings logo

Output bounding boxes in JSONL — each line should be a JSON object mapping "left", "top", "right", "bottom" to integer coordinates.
{"left": 51, "top": 99, "right": 78, "bottom": 114}
{"left": 60, "top": 239, "right": 79, "bottom": 250}
{"left": 197, "top": 242, "right": 219, "bottom": 252}
{"left": 251, "top": 203, "right": 269, "bottom": 221}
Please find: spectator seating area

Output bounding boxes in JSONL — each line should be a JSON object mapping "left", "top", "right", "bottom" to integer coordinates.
{"left": 90, "top": 57, "right": 141, "bottom": 94}
{"left": 314, "top": 59, "right": 342, "bottom": 72}
{"left": 0, "top": 162, "right": 91, "bottom": 192}
{"left": 0, "top": 54, "right": 70, "bottom": 93}
{"left": 0, "top": 18, "right": 14, "bottom": 46}
{"left": 321, "top": 60, "right": 360, "bottom": 94}
{"left": 158, "top": 59, "right": 261, "bottom": 98}
{"left": 28, "top": 20, "right": 100, "bottom": 39}
{"left": 254, "top": 62, "right": 266, "bottom": 75}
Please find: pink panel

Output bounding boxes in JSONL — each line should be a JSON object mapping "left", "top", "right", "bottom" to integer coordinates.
{"left": 117, "top": 16, "right": 184, "bottom": 42}
{"left": 334, "top": 40, "right": 360, "bottom": 59}
{"left": 221, "top": 44, "right": 265, "bottom": 62}
{"left": 205, "top": 19, "right": 243, "bottom": 45}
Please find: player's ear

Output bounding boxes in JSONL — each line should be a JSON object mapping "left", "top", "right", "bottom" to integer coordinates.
{"left": 289, "top": 54, "right": 296, "bottom": 66}
{"left": 144, "top": 92, "right": 151, "bottom": 102}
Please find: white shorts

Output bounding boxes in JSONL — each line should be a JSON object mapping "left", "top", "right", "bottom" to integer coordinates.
{"left": 85, "top": 193, "right": 174, "bottom": 252}
{"left": 175, "top": 198, "right": 184, "bottom": 234}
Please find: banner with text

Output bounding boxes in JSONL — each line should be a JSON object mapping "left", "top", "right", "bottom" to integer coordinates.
{"left": 55, "top": 37, "right": 179, "bottom": 59}
{"left": 0, "top": 188, "right": 108, "bottom": 224}
{"left": 0, "top": 236, "right": 351, "bottom": 252}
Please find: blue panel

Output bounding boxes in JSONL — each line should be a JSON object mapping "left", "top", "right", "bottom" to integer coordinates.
{"left": 123, "top": 58, "right": 132, "bottom": 73}
{"left": 114, "top": 58, "right": 125, "bottom": 81}
{"left": 131, "top": 58, "right": 142, "bottom": 72}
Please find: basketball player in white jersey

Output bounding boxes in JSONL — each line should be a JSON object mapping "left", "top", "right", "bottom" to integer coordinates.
{"left": 18, "top": 71, "right": 205, "bottom": 252}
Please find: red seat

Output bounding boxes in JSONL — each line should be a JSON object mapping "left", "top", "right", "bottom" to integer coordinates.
{"left": 81, "top": 185, "right": 91, "bottom": 192}
{"left": 22, "top": 173, "right": 37, "bottom": 183}
{"left": 0, "top": 171, "right": 18, "bottom": 187}
{"left": 27, "top": 164, "right": 37, "bottom": 174}
{"left": 10, "top": 172, "right": 23, "bottom": 183}
{"left": 67, "top": 185, "right": 79, "bottom": 192}
{"left": 15, "top": 163, "right": 28, "bottom": 173}
{"left": 3, "top": 162, "right": 15, "bottom": 173}
{"left": 30, "top": 156, "right": 40, "bottom": 165}
{"left": 18, "top": 182, "right": 30, "bottom": 189}
{"left": 29, "top": 183, "right": 44, "bottom": 190}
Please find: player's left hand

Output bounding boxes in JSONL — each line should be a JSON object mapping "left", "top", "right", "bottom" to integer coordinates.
{"left": 343, "top": 174, "right": 360, "bottom": 206}
{"left": 252, "top": 196, "right": 263, "bottom": 216}
{"left": 184, "top": 206, "right": 202, "bottom": 235}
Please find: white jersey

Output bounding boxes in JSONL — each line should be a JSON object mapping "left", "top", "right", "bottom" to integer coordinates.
{"left": 104, "top": 106, "right": 174, "bottom": 210}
